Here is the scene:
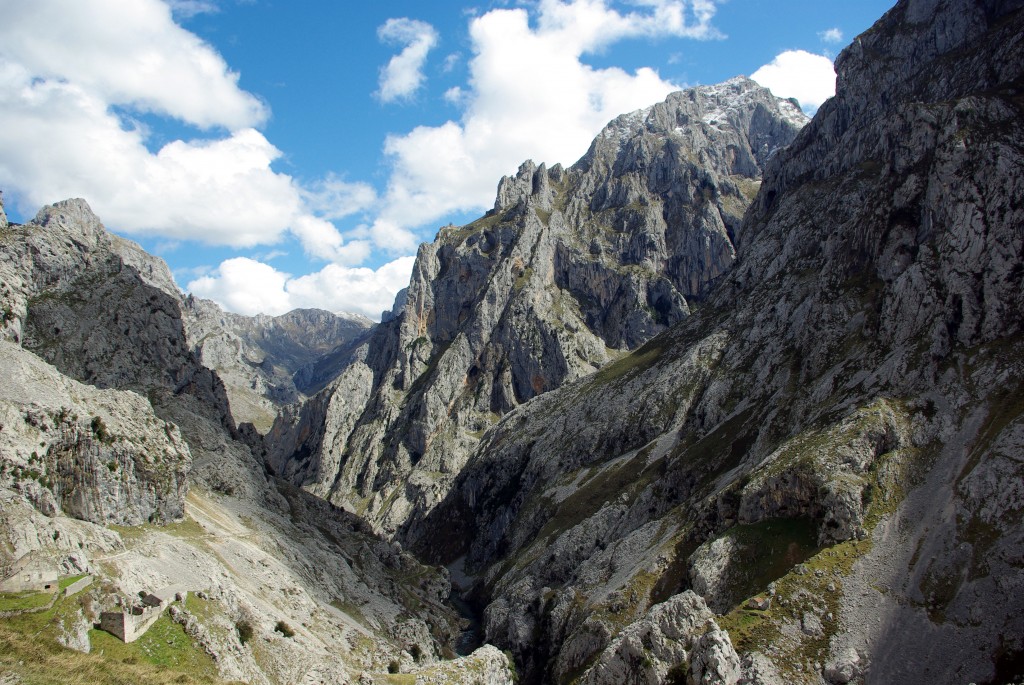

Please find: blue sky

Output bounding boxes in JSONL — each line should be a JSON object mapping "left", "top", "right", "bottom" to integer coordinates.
{"left": 0, "top": 0, "right": 894, "bottom": 319}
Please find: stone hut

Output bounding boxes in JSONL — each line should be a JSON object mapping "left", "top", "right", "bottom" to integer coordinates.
{"left": 99, "top": 604, "right": 163, "bottom": 643}
{"left": 98, "top": 586, "right": 189, "bottom": 643}
{"left": 0, "top": 551, "right": 59, "bottom": 593}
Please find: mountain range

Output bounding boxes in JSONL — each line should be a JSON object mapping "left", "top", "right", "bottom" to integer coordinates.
{"left": 0, "top": 0, "right": 1021, "bottom": 683}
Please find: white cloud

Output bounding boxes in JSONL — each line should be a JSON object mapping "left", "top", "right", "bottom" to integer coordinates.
{"left": 372, "top": 0, "right": 721, "bottom": 240}
{"left": 0, "top": 1, "right": 265, "bottom": 130}
{"left": 165, "top": 0, "right": 219, "bottom": 18}
{"left": 444, "top": 87, "right": 466, "bottom": 105}
{"left": 301, "top": 174, "right": 378, "bottom": 221}
{"left": 818, "top": 27, "right": 843, "bottom": 43}
{"left": 443, "top": 53, "right": 462, "bottom": 73}
{"left": 0, "top": 0, "right": 367, "bottom": 267}
{"left": 188, "top": 258, "right": 294, "bottom": 316}
{"left": 751, "top": 49, "right": 836, "bottom": 114}
{"left": 188, "top": 256, "right": 416, "bottom": 320}
{"left": 376, "top": 18, "right": 440, "bottom": 103}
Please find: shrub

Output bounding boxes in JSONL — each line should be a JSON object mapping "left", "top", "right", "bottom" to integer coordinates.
{"left": 274, "top": 620, "right": 294, "bottom": 638}
{"left": 388, "top": 661, "right": 400, "bottom": 674}
{"left": 236, "top": 619, "right": 254, "bottom": 645}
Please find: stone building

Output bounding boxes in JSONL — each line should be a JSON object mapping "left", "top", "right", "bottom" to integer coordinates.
{"left": 0, "top": 551, "right": 59, "bottom": 593}
{"left": 98, "top": 586, "right": 189, "bottom": 642}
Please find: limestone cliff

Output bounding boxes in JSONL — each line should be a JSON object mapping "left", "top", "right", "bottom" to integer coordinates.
{"left": 0, "top": 340, "right": 190, "bottom": 525}
{"left": 0, "top": 198, "right": 500, "bottom": 683}
{"left": 408, "top": 1, "right": 1024, "bottom": 683}
{"left": 267, "top": 78, "right": 807, "bottom": 535}
{"left": 183, "top": 299, "right": 372, "bottom": 432}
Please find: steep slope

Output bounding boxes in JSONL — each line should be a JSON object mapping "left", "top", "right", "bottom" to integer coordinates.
{"left": 411, "top": 0, "right": 1024, "bottom": 683}
{"left": 267, "top": 78, "right": 807, "bottom": 536}
{"left": 0, "top": 199, "right": 509, "bottom": 683}
{"left": 184, "top": 299, "right": 373, "bottom": 432}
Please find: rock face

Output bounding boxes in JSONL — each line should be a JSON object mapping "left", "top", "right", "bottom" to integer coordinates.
{"left": 267, "top": 78, "right": 807, "bottom": 536}
{"left": 0, "top": 200, "right": 195, "bottom": 524}
{"left": 405, "top": 0, "right": 1024, "bottom": 683}
{"left": 183, "top": 299, "right": 372, "bottom": 432}
{"left": 0, "top": 197, "right": 487, "bottom": 684}
{"left": 0, "top": 340, "right": 190, "bottom": 525}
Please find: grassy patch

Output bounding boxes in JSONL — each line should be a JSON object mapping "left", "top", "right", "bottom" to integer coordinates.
{"left": 89, "top": 612, "right": 218, "bottom": 677}
{"left": 0, "top": 589, "right": 223, "bottom": 684}
{"left": 536, "top": 453, "right": 663, "bottom": 543}
{"left": 588, "top": 335, "right": 668, "bottom": 388}
{"left": 331, "top": 598, "right": 368, "bottom": 627}
{"left": 711, "top": 518, "right": 820, "bottom": 610}
{"left": 60, "top": 574, "right": 89, "bottom": 590}
{"left": 0, "top": 622, "right": 223, "bottom": 685}
{"left": 379, "top": 675, "right": 417, "bottom": 684}
{"left": 717, "top": 536, "right": 873, "bottom": 682}
{"left": 0, "top": 589, "right": 56, "bottom": 612}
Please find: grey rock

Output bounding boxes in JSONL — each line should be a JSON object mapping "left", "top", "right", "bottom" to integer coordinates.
{"left": 0, "top": 340, "right": 190, "bottom": 524}
{"left": 689, "top": 626, "right": 742, "bottom": 685}
{"left": 800, "top": 612, "right": 823, "bottom": 638}
{"left": 405, "top": 1, "right": 1024, "bottom": 683}
{"left": 266, "top": 78, "right": 806, "bottom": 538}
{"left": 823, "top": 647, "right": 863, "bottom": 684}
{"left": 578, "top": 591, "right": 724, "bottom": 685}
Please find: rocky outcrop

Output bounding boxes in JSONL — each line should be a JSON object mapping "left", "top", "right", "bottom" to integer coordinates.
{"left": 0, "top": 340, "right": 189, "bottom": 524}
{"left": 0, "top": 198, "right": 475, "bottom": 682}
{"left": 183, "top": 299, "right": 372, "bottom": 431}
{"left": 408, "top": 0, "right": 1024, "bottom": 683}
{"left": 267, "top": 78, "right": 807, "bottom": 536}
{"left": 578, "top": 592, "right": 739, "bottom": 685}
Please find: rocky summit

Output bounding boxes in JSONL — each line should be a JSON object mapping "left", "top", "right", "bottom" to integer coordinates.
{"left": 2, "top": 0, "right": 1023, "bottom": 684}
{"left": 264, "top": 76, "right": 807, "bottom": 538}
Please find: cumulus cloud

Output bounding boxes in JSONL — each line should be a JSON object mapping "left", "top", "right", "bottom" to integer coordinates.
{"left": 188, "top": 256, "right": 416, "bottom": 320}
{"left": 819, "top": 27, "right": 844, "bottom": 43}
{"left": 751, "top": 49, "right": 836, "bottom": 113}
{"left": 0, "top": 0, "right": 366, "bottom": 267}
{"left": 0, "top": 1, "right": 265, "bottom": 130}
{"left": 371, "top": 0, "right": 721, "bottom": 241}
{"left": 301, "top": 174, "right": 378, "bottom": 221}
{"left": 166, "top": 0, "right": 219, "bottom": 18}
{"left": 376, "top": 18, "right": 440, "bottom": 103}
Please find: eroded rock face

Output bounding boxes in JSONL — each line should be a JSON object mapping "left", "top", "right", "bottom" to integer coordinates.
{"left": 578, "top": 592, "right": 739, "bottom": 685}
{"left": 267, "top": 78, "right": 807, "bottom": 537}
{"left": 183, "top": 299, "right": 372, "bottom": 432}
{"left": 0, "top": 340, "right": 190, "bottom": 525}
{"left": 407, "top": 1, "right": 1024, "bottom": 683}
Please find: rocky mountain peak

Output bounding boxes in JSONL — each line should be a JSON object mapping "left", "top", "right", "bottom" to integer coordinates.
{"left": 266, "top": 77, "right": 807, "bottom": 538}
{"left": 493, "top": 159, "right": 565, "bottom": 213}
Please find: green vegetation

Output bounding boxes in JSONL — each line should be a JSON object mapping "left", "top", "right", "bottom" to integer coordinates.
{"left": 90, "top": 613, "right": 218, "bottom": 676}
{"left": 717, "top": 536, "right": 872, "bottom": 683}
{"left": 90, "top": 415, "right": 112, "bottom": 443}
{"left": 0, "top": 583, "right": 222, "bottom": 684}
{"left": 331, "top": 598, "right": 368, "bottom": 627}
{"left": 588, "top": 335, "right": 668, "bottom": 388}
{"left": 513, "top": 266, "right": 534, "bottom": 291}
{"left": 536, "top": 452, "right": 664, "bottom": 544}
{"left": 235, "top": 619, "right": 254, "bottom": 645}
{"left": 274, "top": 620, "right": 295, "bottom": 638}
{"left": 708, "top": 518, "right": 820, "bottom": 610}
{"left": 0, "top": 588, "right": 56, "bottom": 613}
{"left": 108, "top": 515, "right": 205, "bottom": 543}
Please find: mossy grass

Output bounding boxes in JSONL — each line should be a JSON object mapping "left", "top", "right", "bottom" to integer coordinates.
{"left": 0, "top": 586, "right": 224, "bottom": 684}
{"left": 0, "top": 588, "right": 56, "bottom": 612}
